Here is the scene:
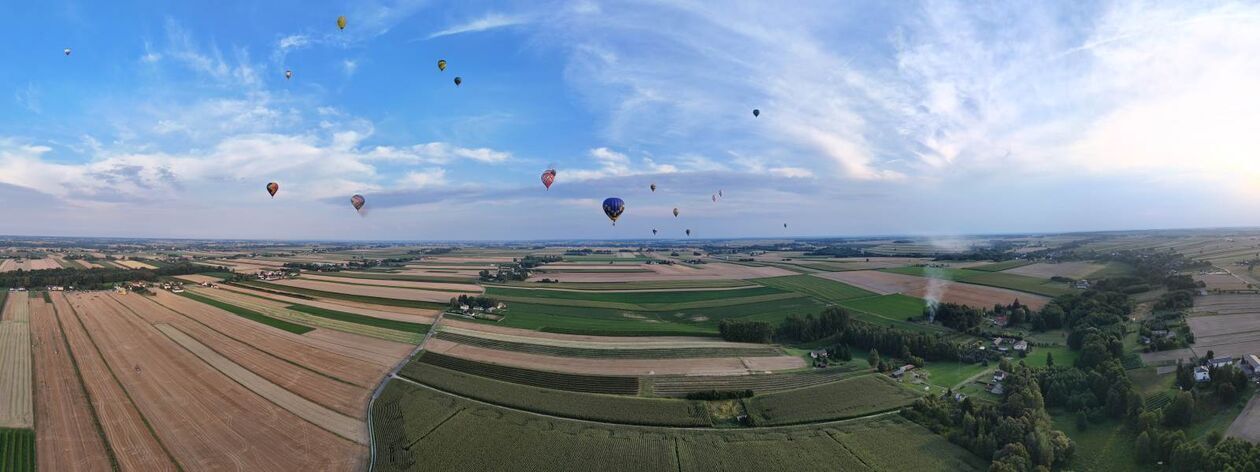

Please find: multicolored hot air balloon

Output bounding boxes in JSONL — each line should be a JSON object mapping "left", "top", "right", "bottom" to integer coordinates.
{"left": 337, "top": 16, "right": 347, "bottom": 30}
{"left": 685, "top": 229, "right": 691, "bottom": 237}
{"left": 650, "top": 183, "right": 656, "bottom": 192}
{"left": 437, "top": 59, "right": 447, "bottom": 71}
{"left": 541, "top": 169, "right": 556, "bottom": 190}
{"left": 285, "top": 70, "right": 293, "bottom": 80}
{"left": 673, "top": 208, "right": 679, "bottom": 218}
{"left": 266, "top": 182, "right": 279, "bottom": 197}
{"left": 351, "top": 194, "right": 366, "bottom": 211}
{"left": 753, "top": 109, "right": 760, "bottom": 117}
{"left": 602, "top": 197, "right": 625, "bottom": 225}
{"left": 454, "top": 76, "right": 462, "bottom": 87}
{"left": 64, "top": 48, "right": 72, "bottom": 56}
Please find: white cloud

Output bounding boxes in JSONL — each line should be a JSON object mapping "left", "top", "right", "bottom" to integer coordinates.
{"left": 399, "top": 168, "right": 446, "bottom": 188}
{"left": 769, "top": 167, "right": 813, "bottom": 178}
{"left": 342, "top": 59, "right": 359, "bottom": 76}
{"left": 427, "top": 12, "right": 528, "bottom": 39}
{"left": 14, "top": 83, "right": 40, "bottom": 113}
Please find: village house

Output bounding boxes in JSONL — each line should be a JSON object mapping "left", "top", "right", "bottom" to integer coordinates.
{"left": 992, "top": 370, "right": 1008, "bottom": 383}
{"left": 1013, "top": 340, "right": 1029, "bottom": 352}
{"left": 1194, "top": 366, "right": 1211, "bottom": 383}
{"left": 1208, "top": 357, "right": 1236, "bottom": 369}
{"left": 1244, "top": 355, "right": 1260, "bottom": 379}
{"left": 809, "top": 350, "right": 829, "bottom": 368}
{"left": 891, "top": 364, "right": 916, "bottom": 378}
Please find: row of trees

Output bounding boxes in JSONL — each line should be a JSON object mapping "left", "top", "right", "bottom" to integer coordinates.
{"left": 448, "top": 294, "right": 500, "bottom": 311}
{"left": 0, "top": 262, "right": 225, "bottom": 289}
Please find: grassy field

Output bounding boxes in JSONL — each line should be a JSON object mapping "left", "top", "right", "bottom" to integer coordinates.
{"left": 1020, "top": 345, "right": 1079, "bottom": 368}
{"left": 286, "top": 304, "right": 429, "bottom": 333}
{"left": 745, "top": 374, "right": 920, "bottom": 426}
{"left": 651, "top": 366, "right": 866, "bottom": 397}
{"left": 485, "top": 285, "right": 787, "bottom": 306}
{"left": 751, "top": 275, "right": 876, "bottom": 302}
{"left": 0, "top": 428, "right": 34, "bottom": 472}
{"left": 433, "top": 331, "right": 783, "bottom": 359}
{"left": 1087, "top": 262, "right": 1136, "bottom": 280}
{"left": 922, "top": 362, "right": 991, "bottom": 389}
{"left": 400, "top": 360, "right": 709, "bottom": 426}
{"left": 315, "top": 271, "right": 474, "bottom": 284}
{"left": 492, "top": 296, "right": 829, "bottom": 337}
{"left": 235, "top": 280, "right": 448, "bottom": 310}
{"left": 416, "top": 351, "right": 638, "bottom": 394}
{"left": 371, "top": 379, "right": 986, "bottom": 472}
{"left": 969, "top": 260, "right": 1035, "bottom": 272}
{"left": 1051, "top": 413, "right": 1137, "bottom": 472}
{"left": 833, "top": 294, "right": 966, "bottom": 337}
{"left": 188, "top": 288, "right": 423, "bottom": 343}
{"left": 178, "top": 291, "right": 314, "bottom": 334}
{"left": 882, "top": 266, "right": 1073, "bottom": 297}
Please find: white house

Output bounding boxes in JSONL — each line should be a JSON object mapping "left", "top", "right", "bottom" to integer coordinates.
{"left": 1194, "top": 366, "right": 1211, "bottom": 383}
{"left": 1208, "top": 357, "right": 1236, "bottom": 369}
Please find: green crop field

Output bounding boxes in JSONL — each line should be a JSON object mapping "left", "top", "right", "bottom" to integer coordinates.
{"left": 834, "top": 294, "right": 964, "bottom": 337}
{"left": 186, "top": 288, "right": 422, "bottom": 343}
{"left": 492, "top": 296, "right": 828, "bottom": 336}
{"left": 433, "top": 331, "right": 783, "bottom": 359}
{"left": 0, "top": 428, "right": 35, "bottom": 472}
{"left": 652, "top": 366, "right": 865, "bottom": 397}
{"left": 371, "top": 380, "right": 985, "bottom": 472}
{"left": 969, "top": 260, "right": 1035, "bottom": 271}
{"left": 286, "top": 304, "right": 429, "bottom": 333}
{"left": 485, "top": 285, "right": 787, "bottom": 306}
{"left": 745, "top": 375, "right": 921, "bottom": 426}
{"left": 751, "top": 275, "right": 875, "bottom": 302}
{"left": 921, "top": 362, "right": 991, "bottom": 389}
{"left": 1051, "top": 413, "right": 1138, "bottom": 472}
{"left": 178, "top": 291, "right": 314, "bottom": 334}
{"left": 321, "top": 272, "right": 477, "bottom": 284}
{"left": 235, "top": 280, "right": 448, "bottom": 310}
{"left": 415, "top": 351, "right": 638, "bottom": 394}
{"left": 882, "top": 266, "right": 1073, "bottom": 297}
{"left": 400, "top": 360, "right": 709, "bottom": 426}
{"left": 295, "top": 278, "right": 476, "bottom": 293}
{"left": 496, "top": 279, "right": 756, "bottom": 290}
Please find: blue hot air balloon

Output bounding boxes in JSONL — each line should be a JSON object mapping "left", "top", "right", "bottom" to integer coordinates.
{"left": 602, "top": 197, "right": 625, "bottom": 225}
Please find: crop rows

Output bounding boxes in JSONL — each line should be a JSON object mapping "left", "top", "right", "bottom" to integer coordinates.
{"left": 1145, "top": 391, "right": 1172, "bottom": 410}
{"left": 651, "top": 368, "right": 862, "bottom": 397}
{"left": 401, "top": 359, "right": 710, "bottom": 426}
{"left": 178, "top": 291, "right": 314, "bottom": 334}
{"left": 434, "top": 331, "right": 783, "bottom": 359}
{"left": 745, "top": 375, "right": 920, "bottom": 426}
{"left": 372, "top": 380, "right": 984, "bottom": 471}
{"left": 0, "top": 428, "right": 35, "bottom": 472}
{"left": 751, "top": 275, "right": 875, "bottom": 302}
{"left": 415, "top": 351, "right": 639, "bottom": 394}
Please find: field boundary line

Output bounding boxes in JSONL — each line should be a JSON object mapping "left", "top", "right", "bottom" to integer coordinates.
{"left": 403, "top": 408, "right": 462, "bottom": 450}
{"left": 825, "top": 430, "right": 874, "bottom": 469}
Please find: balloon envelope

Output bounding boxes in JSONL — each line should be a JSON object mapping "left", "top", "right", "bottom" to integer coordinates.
{"left": 64, "top": 48, "right": 71, "bottom": 56}
{"left": 686, "top": 229, "right": 691, "bottom": 236}
{"left": 337, "top": 16, "right": 346, "bottom": 30}
{"left": 454, "top": 77, "right": 462, "bottom": 86}
{"left": 753, "top": 109, "right": 760, "bottom": 117}
{"left": 266, "top": 182, "right": 279, "bottom": 197}
{"left": 541, "top": 169, "right": 556, "bottom": 189}
{"left": 438, "top": 59, "right": 447, "bottom": 71}
{"left": 351, "top": 194, "right": 366, "bottom": 211}
{"left": 602, "top": 197, "right": 625, "bottom": 224}
{"left": 650, "top": 183, "right": 656, "bottom": 192}
{"left": 673, "top": 208, "right": 679, "bottom": 217}
{"left": 285, "top": 70, "right": 292, "bottom": 79}
{"left": 652, "top": 229, "right": 657, "bottom": 235}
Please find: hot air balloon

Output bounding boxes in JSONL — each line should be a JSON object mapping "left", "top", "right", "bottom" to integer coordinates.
{"left": 650, "top": 183, "right": 656, "bottom": 192}
{"left": 652, "top": 229, "right": 658, "bottom": 236}
{"left": 719, "top": 190, "right": 723, "bottom": 197}
{"left": 753, "top": 109, "right": 760, "bottom": 117}
{"left": 673, "top": 208, "right": 679, "bottom": 218}
{"left": 686, "top": 229, "right": 691, "bottom": 237}
{"left": 285, "top": 70, "right": 293, "bottom": 80}
{"left": 266, "top": 182, "right": 279, "bottom": 197}
{"left": 454, "top": 77, "right": 462, "bottom": 87}
{"left": 712, "top": 194, "right": 717, "bottom": 202}
{"left": 437, "top": 59, "right": 447, "bottom": 71}
{"left": 337, "top": 16, "right": 347, "bottom": 30}
{"left": 64, "top": 48, "right": 72, "bottom": 56}
{"left": 351, "top": 194, "right": 366, "bottom": 211}
{"left": 784, "top": 223, "right": 788, "bottom": 229}
{"left": 541, "top": 169, "right": 556, "bottom": 190}
{"left": 602, "top": 197, "right": 625, "bottom": 225}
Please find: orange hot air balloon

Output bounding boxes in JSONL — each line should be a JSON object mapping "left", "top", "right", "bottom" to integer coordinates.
{"left": 541, "top": 169, "right": 556, "bottom": 190}
{"left": 266, "top": 182, "right": 279, "bottom": 197}
{"left": 351, "top": 194, "right": 366, "bottom": 211}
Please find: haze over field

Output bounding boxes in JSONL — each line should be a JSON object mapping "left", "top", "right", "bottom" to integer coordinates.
{"left": 3, "top": 0, "right": 1259, "bottom": 240}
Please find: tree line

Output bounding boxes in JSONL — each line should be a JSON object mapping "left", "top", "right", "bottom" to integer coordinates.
{"left": 0, "top": 262, "right": 225, "bottom": 290}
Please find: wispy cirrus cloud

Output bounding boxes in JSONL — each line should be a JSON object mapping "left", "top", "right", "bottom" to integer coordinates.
{"left": 426, "top": 12, "right": 529, "bottom": 39}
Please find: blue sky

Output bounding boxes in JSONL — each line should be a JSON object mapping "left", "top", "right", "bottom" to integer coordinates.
{"left": 3, "top": 0, "right": 1260, "bottom": 240}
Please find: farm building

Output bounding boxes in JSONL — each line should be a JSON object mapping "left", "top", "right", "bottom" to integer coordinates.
{"left": 1208, "top": 357, "right": 1236, "bottom": 369}
{"left": 891, "top": 364, "right": 916, "bottom": 378}
{"left": 1013, "top": 340, "right": 1029, "bottom": 352}
{"left": 1245, "top": 355, "right": 1260, "bottom": 378}
{"left": 1195, "top": 366, "right": 1211, "bottom": 383}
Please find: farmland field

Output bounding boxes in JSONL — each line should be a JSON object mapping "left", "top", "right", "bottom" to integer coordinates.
{"left": 433, "top": 330, "right": 782, "bottom": 358}
{"left": 372, "top": 378, "right": 983, "bottom": 472}
{"left": 235, "top": 280, "right": 448, "bottom": 310}
{"left": 651, "top": 367, "right": 865, "bottom": 397}
{"left": 969, "top": 260, "right": 1035, "bottom": 272}
{"left": 187, "top": 288, "right": 424, "bottom": 343}
{"left": 0, "top": 428, "right": 35, "bottom": 472}
{"left": 399, "top": 360, "right": 711, "bottom": 426}
{"left": 744, "top": 375, "right": 920, "bottom": 426}
{"left": 882, "top": 266, "right": 1073, "bottom": 297}
{"left": 491, "top": 295, "right": 829, "bottom": 337}
{"left": 0, "top": 295, "right": 32, "bottom": 429}
{"left": 751, "top": 274, "right": 876, "bottom": 302}
{"left": 177, "top": 291, "right": 314, "bottom": 334}
{"left": 1003, "top": 261, "right": 1105, "bottom": 279}
{"left": 817, "top": 270, "right": 1050, "bottom": 309}
{"left": 485, "top": 285, "right": 799, "bottom": 311}
{"left": 415, "top": 351, "right": 639, "bottom": 394}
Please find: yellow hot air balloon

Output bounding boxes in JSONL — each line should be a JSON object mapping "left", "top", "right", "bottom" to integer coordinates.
{"left": 337, "top": 16, "right": 347, "bottom": 30}
{"left": 438, "top": 59, "right": 447, "bottom": 71}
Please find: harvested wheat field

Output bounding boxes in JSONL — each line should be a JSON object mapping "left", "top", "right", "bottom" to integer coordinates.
{"left": 0, "top": 259, "right": 16, "bottom": 272}
{"left": 1195, "top": 273, "right": 1251, "bottom": 291}
{"left": 64, "top": 292, "right": 365, "bottom": 471}
{"left": 0, "top": 295, "right": 32, "bottom": 428}
{"left": 423, "top": 338, "right": 804, "bottom": 376}
{"left": 174, "top": 274, "right": 225, "bottom": 284}
{"left": 110, "top": 293, "right": 374, "bottom": 419}
{"left": 187, "top": 288, "right": 423, "bottom": 344}
{"left": 441, "top": 318, "right": 755, "bottom": 344}
{"left": 46, "top": 294, "right": 178, "bottom": 470}
{"left": 816, "top": 270, "right": 1048, "bottom": 309}
{"left": 298, "top": 273, "right": 482, "bottom": 292}
{"left": 1004, "top": 262, "right": 1104, "bottom": 280}
{"left": 150, "top": 290, "right": 400, "bottom": 383}
{"left": 28, "top": 258, "right": 62, "bottom": 270}
{"left": 218, "top": 284, "right": 438, "bottom": 323}
{"left": 29, "top": 295, "right": 113, "bottom": 471}
{"left": 1191, "top": 294, "right": 1260, "bottom": 316}
{"left": 528, "top": 262, "right": 795, "bottom": 283}
{"left": 270, "top": 278, "right": 461, "bottom": 303}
